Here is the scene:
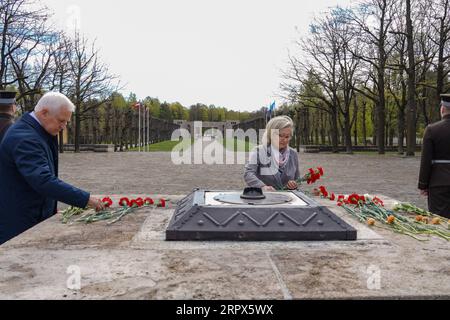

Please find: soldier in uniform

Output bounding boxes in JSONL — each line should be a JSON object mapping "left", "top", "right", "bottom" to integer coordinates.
{"left": 418, "top": 94, "right": 450, "bottom": 218}
{"left": 0, "top": 90, "right": 17, "bottom": 143}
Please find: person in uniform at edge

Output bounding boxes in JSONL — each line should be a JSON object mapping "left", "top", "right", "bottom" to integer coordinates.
{"left": 244, "top": 116, "right": 300, "bottom": 191}
{"left": 0, "top": 90, "right": 17, "bottom": 143}
{"left": 418, "top": 94, "right": 450, "bottom": 218}
{"left": 0, "top": 92, "right": 105, "bottom": 245}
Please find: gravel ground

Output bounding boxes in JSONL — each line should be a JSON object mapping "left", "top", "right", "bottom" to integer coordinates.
{"left": 59, "top": 150, "right": 427, "bottom": 209}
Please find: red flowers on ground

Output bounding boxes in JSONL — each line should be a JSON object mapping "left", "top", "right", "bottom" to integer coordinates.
{"left": 348, "top": 194, "right": 360, "bottom": 205}
{"left": 118, "top": 196, "right": 162, "bottom": 208}
{"left": 157, "top": 198, "right": 166, "bottom": 208}
{"left": 135, "top": 197, "right": 144, "bottom": 207}
{"left": 144, "top": 197, "right": 154, "bottom": 205}
{"left": 119, "top": 197, "right": 131, "bottom": 207}
{"left": 102, "top": 197, "right": 113, "bottom": 208}
{"left": 373, "top": 197, "right": 384, "bottom": 207}
{"left": 318, "top": 186, "right": 329, "bottom": 198}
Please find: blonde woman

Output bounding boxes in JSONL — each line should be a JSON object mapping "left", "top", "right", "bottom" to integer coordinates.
{"left": 244, "top": 116, "right": 300, "bottom": 191}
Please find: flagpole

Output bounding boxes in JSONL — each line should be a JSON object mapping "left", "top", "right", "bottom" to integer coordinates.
{"left": 144, "top": 107, "right": 146, "bottom": 152}
{"left": 138, "top": 102, "right": 141, "bottom": 153}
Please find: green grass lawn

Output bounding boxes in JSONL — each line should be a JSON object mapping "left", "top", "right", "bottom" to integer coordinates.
{"left": 128, "top": 139, "right": 194, "bottom": 152}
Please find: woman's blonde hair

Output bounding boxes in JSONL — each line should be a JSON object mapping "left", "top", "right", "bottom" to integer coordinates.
{"left": 262, "top": 115, "right": 294, "bottom": 145}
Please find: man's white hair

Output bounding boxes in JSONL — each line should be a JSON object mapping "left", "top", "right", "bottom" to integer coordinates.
{"left": 262, "top": 115, "right": 295, "bottom": 145}
{"left": 35, "top": 92, "right": 75, "bottom": 114}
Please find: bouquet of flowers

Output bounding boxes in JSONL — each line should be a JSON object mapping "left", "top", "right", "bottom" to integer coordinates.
{"left": 339, "top": 195, "right": 449, "bottom": 241}
{"left": 60, "top": 196, "right": 168, "bottom": 225}
{"left": 305, "top": 176, "right": 448, "bottom": 241}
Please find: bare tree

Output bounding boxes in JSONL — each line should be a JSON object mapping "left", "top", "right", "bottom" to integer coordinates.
{"left": 65, "top": 32, "right": 120, "bottom": 152}
{"left": 0, "top": 0, "right": 49, "bottom": 89}
{"left": 281, "top": 8, "right": 361, "bottom": 153}
{"left": 430, "top": 0, "right": 450, "bottom": 117}
{"left": 346, "top": 0, "right": 398, "bottom": 154}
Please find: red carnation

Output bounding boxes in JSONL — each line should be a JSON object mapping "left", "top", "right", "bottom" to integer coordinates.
{"left": 135, "top": 198, "right": 144, "bottom": 207}
{"left": 373, "top": 197, "right": 384, "bottom": 207}
{"left": 329, "top": 193, "right": 336, "bottom": 201}
{"left": 319, "top": 186, "right": 328, "bottom": 198}
{"left": 337, "top": 195, "right": 345, "bottom": 202}
{"left": 144, "top": 197, "right": 154, "bottom": 205}
{"left": 318, "top": 167, "right": 324, "bottom": 176}
{"left": 348, "top": 194, "right": 360, "bottom": 205}
{"left": 130, "top": 199, "right": 139, "bottom": 208}
{"left": 119, "top": 197, "right": 130, "bottom": 207}
{"left": 101, "top": 197, "right": 113, "bottom": 208}
{"left": 157, "top": 198, "right": 166, "bottom": 208}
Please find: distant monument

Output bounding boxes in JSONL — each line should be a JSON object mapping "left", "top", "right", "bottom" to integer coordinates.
{"left": 174, "top": 120, "right": 240, "bottom": 138}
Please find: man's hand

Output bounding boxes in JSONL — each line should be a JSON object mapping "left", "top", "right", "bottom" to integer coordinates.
{"left": 88, "top": 196, "right": 106, "bottom": 211}
{"left": 286, "top": 180, "right": 298, "bottom": 190}
{"left": 420, "top": 189, "right": 429, "bottom": 197}
{"left": 262, "top": 186, "right": 276, "bottom": 192}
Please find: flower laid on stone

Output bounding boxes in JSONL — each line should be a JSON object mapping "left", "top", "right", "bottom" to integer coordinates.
{"left": 102, "top": 197, "right": 113, "bottom": 208}
{"left": 338, "top": 195, "right": 449, "bottom": 241}
{"left": 393, "top": 202, "right": 434, "bottom": 217}
{"left": 61, "top": 206, "right": 85, "bottom": 224}
{"left": 305, "top": 175, "right": 449, "bottom": 241}
{"left": 157, "top": 198, "right": 166, "bottom": 208}
{"left": 60, "top": 196, "right": 169, "bottom": 225}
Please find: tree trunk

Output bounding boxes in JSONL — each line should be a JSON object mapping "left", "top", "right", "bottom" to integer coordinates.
{"left": 330, "top": 110, "right": 339, "bottom": 153}
{"left": 59, "top": 131, "right": 64, "bottom": 154}
{"left": 372, "top": 103, "right": 378, "bottom": 146}
{"left": 406, "top": 0, "right": 417, "bottom": 157}
{"left": 362, "top": 101, "right": 367, "bottom": 146}
{"left": 74, "top": 106, "right": 81, "bottom": 153}
{"left": 344, "top": 113, "right": 353, "bottom": 154}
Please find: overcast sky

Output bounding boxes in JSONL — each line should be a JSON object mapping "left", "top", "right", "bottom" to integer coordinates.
{"left": 42, "top": 0, "right": 352, "bottom": 112}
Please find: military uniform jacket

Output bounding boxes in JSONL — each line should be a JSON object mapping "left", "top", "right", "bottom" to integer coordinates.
{"left": 419, "top": 114, "right": 450, "bottom": 189}
{"left": 0, "top": 113, "right": 14, "bottom": 142}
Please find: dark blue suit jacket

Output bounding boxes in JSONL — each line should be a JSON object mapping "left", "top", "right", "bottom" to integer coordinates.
{"left": 0, "top": 113, "right": 89, "bottom": 244}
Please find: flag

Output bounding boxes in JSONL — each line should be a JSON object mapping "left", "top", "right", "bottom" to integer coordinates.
{"left": 267, "top": 101, "right": 276, "bottom": 120}
{"left": 269, "top": 101, "right": 276, "bottom": 112}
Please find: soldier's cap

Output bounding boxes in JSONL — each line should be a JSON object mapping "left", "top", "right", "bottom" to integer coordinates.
{"left": 442, "top": 93, "right": 450, "bottom": 108}
{"left": 0, "top": 90, "right": 17, "bottom": 106}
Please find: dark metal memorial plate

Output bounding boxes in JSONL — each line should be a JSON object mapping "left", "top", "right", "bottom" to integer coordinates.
{"left": 166, "top": 189, "right": 357, "bottom": 241}
{"left": 213, "top": 192, "right": 293, "bottom": 206}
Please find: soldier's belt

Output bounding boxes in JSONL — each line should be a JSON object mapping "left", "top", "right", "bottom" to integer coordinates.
{"left": 432, "top": 160, "right": 450, "bottom": 164}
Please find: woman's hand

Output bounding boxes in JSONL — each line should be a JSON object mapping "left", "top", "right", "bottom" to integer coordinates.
{"left": 262, "top": 186, "right": 276, "bottom": 192}
{"left": 286, "top": 180, "right": 298, "bottom": 190}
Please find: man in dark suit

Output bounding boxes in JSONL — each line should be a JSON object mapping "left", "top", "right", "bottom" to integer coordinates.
{"left": 0, "top": 90, "right": 17, "bottom": 142}
{"left": 0, "top": 92, "right": 105, "bottom": 245}
{"left": 418, "top": 94, "right": 450, "bottom": 218}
